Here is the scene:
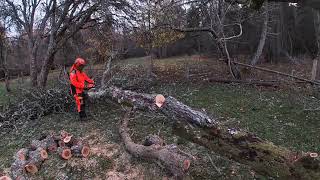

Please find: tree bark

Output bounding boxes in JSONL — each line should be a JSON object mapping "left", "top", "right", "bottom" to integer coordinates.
{"left": 312, "top": 9, "right": 320, "bottom": 81}
{"left": 251, "top": 2, "right": 269, "bottom": 65}
{"left": 88, "top": 87, "right": 320, "bottom": 179}
{"left": 119, "top": 109, "right": 191, "bottom": 178}
{"left": 38, "top": 51, "right": 55, "bottom": 87}
{"left": 28, "top": 44, "right": 38, "bottom": 87}
{"left": 101, "top": 53, "right": 115, "bottom": 88}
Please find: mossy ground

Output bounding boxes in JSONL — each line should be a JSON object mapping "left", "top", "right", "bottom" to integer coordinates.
{"left": 0, "top": 56, "right": 319, "bottom": 179}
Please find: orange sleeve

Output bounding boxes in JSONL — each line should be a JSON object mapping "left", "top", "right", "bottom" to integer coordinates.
{"left": 83, "top": 73, "right": 94, "bottom": 84}
{"left": 70, "top": 72, "right": 84, "bottom": 89}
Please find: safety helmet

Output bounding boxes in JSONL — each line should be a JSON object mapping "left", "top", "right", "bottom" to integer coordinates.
{"left": 74, "top": 58, "right": 86, "bottom": 67}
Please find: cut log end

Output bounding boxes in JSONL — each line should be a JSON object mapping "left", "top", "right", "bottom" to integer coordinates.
{"left": 59, "top": 148, "right": 72, "bottom": 160}
{"left": 15, "top": 149, "right": 28, "bottom": 161}
{"left": 0, "top": 176, "right": 12, "bottom": 180}
{"left": 63, "top": 135, "right": 73, "bottom": 143}
{"left": 310, "top": 153, "right": 318, "bottom": 158}
{"left": 155, "top": 94, "right": 165, "bottom": 108}
{"left": 25, "top": 164, "right": 38, "bottom": 174}
{"left": 183, "top": 160, "right": 191, "bottom": 171}
{"left": 40, "top": 149, "right": 48, "bottom": 160}
{"left": 81, "top": 146, "right": 90, "bottom": 158}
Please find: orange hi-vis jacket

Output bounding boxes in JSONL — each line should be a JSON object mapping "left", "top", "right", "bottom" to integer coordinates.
{"left": 69, "top": 65, "right": 94, "bottom": 112}
{"left": 69, "top": 65, "right": 94, "bottom": 95}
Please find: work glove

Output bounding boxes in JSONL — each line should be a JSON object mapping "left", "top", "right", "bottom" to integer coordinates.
{"left": 87, "top": 83, "right": 95, "bottom": 89}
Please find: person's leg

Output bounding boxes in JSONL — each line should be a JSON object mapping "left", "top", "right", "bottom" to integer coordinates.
{"left": 78, "top": 93, "right": 87, "bottom": 120}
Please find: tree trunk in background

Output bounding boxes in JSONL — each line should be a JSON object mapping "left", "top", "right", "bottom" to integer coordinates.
{"left": 312, "top": 9, "right": 320, "bottom": 81}
{"left": 251, "top": 3, "right": 269, "bottom": 65}
{"left": 28, "top": 41, "right": 38, "bottom": 87}
{"left": 38, "top": 51, "right": 55, "bottom": 88}
{"left": 101, "top": 54, "right": 114, "bottom": 88}
{"left": 38, "top": 0, "right": 56, "bottom": 88}
{"left": 0, "top": 35, "right": 10, "bottom": 92}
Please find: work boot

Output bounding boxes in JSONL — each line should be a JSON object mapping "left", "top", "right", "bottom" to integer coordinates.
{"left": 79, "top": 111, "right": 88, "bottom": 121}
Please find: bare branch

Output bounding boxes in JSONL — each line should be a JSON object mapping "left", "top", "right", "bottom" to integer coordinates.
{"left": 220, "top": 23, "right": 242, "bottom": 40}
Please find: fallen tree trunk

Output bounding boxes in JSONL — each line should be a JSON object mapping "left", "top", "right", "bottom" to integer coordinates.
{"left": 217, "top": 59, "right": 320, "bottom": 86}
{"left": 88, "top": 86, "right": 214, "bottom": 127}
{"left": 119, "top": 110, "right": 191, "bottom": 178}
{"left": 88, "top": 87, "right": 320, "bottom": 179}
{"left": 206, "top": 78, "right": 280, "bottom": 87}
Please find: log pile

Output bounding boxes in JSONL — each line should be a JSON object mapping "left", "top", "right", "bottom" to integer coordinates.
{"left": 120, "top": 110, "right": 191, "bottom": 178}
{"left": 88, "top": 86, "right": 320, "bottom": 179}
{"left": 1, "top": 130, "right": 90, "bottom": 179}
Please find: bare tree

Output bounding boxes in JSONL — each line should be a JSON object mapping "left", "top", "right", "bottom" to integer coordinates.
{"left": 312, "top": 8, "right": 320, "bottom": 81}
{"left": 37, "top": 0, "right": 100, "bottom": 87}
{"left": 250, "top": 2, "right": 269, "bottom": 65}
{"left": 5, "top": 0, "right": 53, "bottom": 87}
{"left": 0, "top": 23, "right": 10, "bottom": 92}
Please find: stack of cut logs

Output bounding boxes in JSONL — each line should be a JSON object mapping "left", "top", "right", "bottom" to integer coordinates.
{"left": 0, "top": 130, "right": 90, "bottom": 180}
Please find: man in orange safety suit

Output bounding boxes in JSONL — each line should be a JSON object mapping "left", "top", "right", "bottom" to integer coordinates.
{"left": 69, "top": 57, "right": 95, "bottom": 120}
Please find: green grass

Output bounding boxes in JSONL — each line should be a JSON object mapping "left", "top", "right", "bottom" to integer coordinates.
{"left": 1, "top": 56, "right": 320, "bottom": 179}
{"left": 151, "top": 83, "right": 320, "bottom": 152}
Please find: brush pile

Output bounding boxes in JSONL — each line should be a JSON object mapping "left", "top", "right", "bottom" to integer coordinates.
{"left": 0, "top": 87, "right": 74, "bottom": 131}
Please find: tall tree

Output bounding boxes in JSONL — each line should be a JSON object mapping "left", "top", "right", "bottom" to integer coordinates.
{"left": 5, "top": 0, "right": 53, "bottom": 87}
{"left": 250, "top": 2, "right": 269, "bottom": 65}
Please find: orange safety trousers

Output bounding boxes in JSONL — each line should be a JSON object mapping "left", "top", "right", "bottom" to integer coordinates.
{"left": 69, "top": 65, "right": 94, "bottom": 114}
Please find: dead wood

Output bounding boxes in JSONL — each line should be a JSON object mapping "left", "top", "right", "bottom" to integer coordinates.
{"left": 119, "top": 110, "right": 191, "bottom": 178}
{"left": 143, "top": 135, "right": 165, "bottom": 146}
{"left": 218, "top": 59, "right": 320, "bottom": 86}
{"left": 25, "top": 147, "right": 48, "bottom": 174}
{"left": 14, "top": 148, "right": 29, "bottom": 161}
{"left": 88, "top": 86, "right": 214, "bottom": 127}
{"left": 57, "top": 147, "right": 72, "bottom": 160}
{"left": 10, "top": 159, "right": 27, "bottom": 179}
{"left": 0, "top": 176, "right": 12, "bottom": 180}
{"left": 71, "top": 144, "right": 90, "bottom": 158}
{"left": 89, "top": 86, "right": 320, "bottom": 179}
{"left": 206, "top": 78, "right": 280, "bottom": 87}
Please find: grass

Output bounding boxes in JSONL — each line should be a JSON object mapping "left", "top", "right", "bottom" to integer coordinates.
{"left": 0, "top": 56, "right": 320, "bottom": 179}
{"left": 151, "top": 83, "right": 320, "bottom": 152}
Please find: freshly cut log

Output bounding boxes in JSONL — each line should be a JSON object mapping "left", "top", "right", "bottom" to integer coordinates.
{"left": 57, "top": 147, "right": 72, "bottom": 160}
{"left": 88, "top": 86, "right": 320, "bottom": 179}
{"left": 63, "top": 135, "right": 73, "bottom": 143}
{"left": 71, "top": 145, "right": 90, "bottom": 158}
{"left": 43, "top": 136, "right": 58, "bottom": 153}
{"left": 0, "top": 176, "right": 12, "bottom": 180}
{"left": 10, "top": 159, "right": 27, "bottom": 179}
{"left": 88, "top": 86, "right": 214, "bottom": 126}
{"left": 25, "top": 147, "right": 48, "bottom": 174}
{"left": 155, "top": 94, "right": 165, "bottom": 108}
{"left": 29, "top": 147, "right": 48, "bottom": 161}
{"left": 13, "top": 148, "right": 29, "bottom": 161}
{"left": 25, "top": 160, "right": 40, "bottom": 174}
{"left": 119, "top": 110, "right": 191, "bottom": 178}
{"left": 30, "top": 140, "right": 47, "bottom": 150}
